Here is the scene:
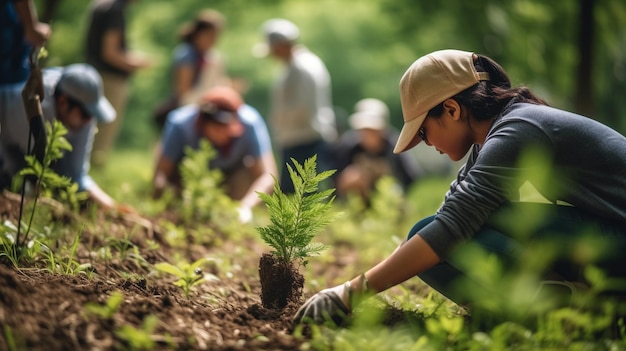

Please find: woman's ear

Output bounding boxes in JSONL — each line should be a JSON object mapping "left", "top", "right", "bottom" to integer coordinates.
{"left": 442, "top": 99, "right": 462, "bottom": 120}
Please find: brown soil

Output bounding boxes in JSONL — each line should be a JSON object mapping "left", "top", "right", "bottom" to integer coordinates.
{"left": 258, "top": 253, "right": 304, "bottom": 309}
{"left": 0, "top": 191, "right": 329, "bottom": 351}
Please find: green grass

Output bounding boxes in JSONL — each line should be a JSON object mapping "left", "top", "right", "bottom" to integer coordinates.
{"left": 89, "top": 147, "right": 157, "bottom": 213}
{"left": 75, "top": 148, "right": 626, "bottom": 349}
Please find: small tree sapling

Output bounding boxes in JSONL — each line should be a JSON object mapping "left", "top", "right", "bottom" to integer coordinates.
{"left": 256, "top": 155, "right": 338, "bottom": 308}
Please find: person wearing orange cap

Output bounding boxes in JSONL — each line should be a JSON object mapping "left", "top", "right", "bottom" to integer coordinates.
{"left": 294, "top": 49, "right": 626, "bottom": 325}
{"left": 152, "top": 86, "right": 277, "bottom": 222}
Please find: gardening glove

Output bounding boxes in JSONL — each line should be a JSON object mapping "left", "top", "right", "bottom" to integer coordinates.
{"left": 237, "top": 205, "right": 253, "bottom": 224}
{"left": 293, "top": 282, "right": 351, "bottom": 326}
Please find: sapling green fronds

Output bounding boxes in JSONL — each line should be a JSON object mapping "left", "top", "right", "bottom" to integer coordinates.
{"left": 84, "top": 290, "right": 124, "bottom": 319}
{"left": 257, "top": 155, "right": 338, "bottom": 266}
{"left": 155, "top": 257, "right": 219, "bottom": 299}
{"left": 179, "top": 139, "right": 238, "bottom": 226}
{"left": 11, "top": 120, "right": 87, "bottom": 259}
{"left": 115, "top": 314, "right": 159, "bottom": 351}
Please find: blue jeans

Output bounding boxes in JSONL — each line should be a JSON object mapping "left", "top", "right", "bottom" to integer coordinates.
{"left": 408, "top": 203, "right": 626, "bottom": 305}
{"left": 279, "top": 139, "right": 331, "bottom": 194}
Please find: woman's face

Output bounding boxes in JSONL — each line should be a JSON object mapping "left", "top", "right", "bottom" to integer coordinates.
{"left": 419, "top": 99, "right": 475, "bottom": 161}
{"left": 193, "top": 28, "right": 217, "bottom": 52}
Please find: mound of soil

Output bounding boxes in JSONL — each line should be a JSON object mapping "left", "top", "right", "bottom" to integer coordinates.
{"left": 0, "top": 192, "right": 309, "bottom": 350}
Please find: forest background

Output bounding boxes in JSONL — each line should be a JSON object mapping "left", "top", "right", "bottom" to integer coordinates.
{"left": 35, "top": 0, "right": 626, "bottom": 153}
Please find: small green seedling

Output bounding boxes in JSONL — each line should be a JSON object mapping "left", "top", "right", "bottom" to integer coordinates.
{"left": 257, "top": 155, "right": 338, "bottom": 266}
{"left": 115, "top": 314, "right": 159, "bottom": 351}
{"left": 5, "top": 120, "right": 87, "bottom": 267}
{"left": 256, "top": 155, "right": 339, "bottom": 308}
{"left": 84, "top": 290, "right": 124, "bottom": 319}
{"left": 155, "top": 258, "right": 218, "bottom": 298}
{"left": 179, "top": 140, "right": 236, "bottom": 225}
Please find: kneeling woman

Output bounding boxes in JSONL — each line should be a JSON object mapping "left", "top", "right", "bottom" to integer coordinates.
{"left": 294, "top": 49, "right": 626, "bottom": 323}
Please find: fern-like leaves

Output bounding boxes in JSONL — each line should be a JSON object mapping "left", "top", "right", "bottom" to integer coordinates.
{"left": 257, "top": 155, "right": 338, "bottom": 266}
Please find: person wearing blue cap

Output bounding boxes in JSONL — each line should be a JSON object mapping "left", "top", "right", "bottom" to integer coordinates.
{"left": 0, "top": 63, "right": 129, "bottom": 212}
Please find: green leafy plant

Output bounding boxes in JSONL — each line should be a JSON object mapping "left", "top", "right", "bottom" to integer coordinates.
{"left": 84, "top": 290, "right": 124, "bottom": 319}
{"left": 257, "top": 155, "right": 337, "bottom": 266}
{"left": 155, "top": 257, "right": 218, "bottom": 299}
{"left": 257, "top": 155, "right": 339, "bottom": 308}
{"left": 0, "top": 220, "right": 49, "bottom": 267}
{"left": 45, "top": 231, "right": 94, "bottom": 276}
{"left": 15, "top": 120, "right": 88, "bottom": 211}
{"left": 179, "top": 139, "right": 237, "bottom": 226}
{"left": 115, "top": 314, "right": 159, "bottom": 351}
{"left": 2, "top": 120, "right": 87, "bottom": 266}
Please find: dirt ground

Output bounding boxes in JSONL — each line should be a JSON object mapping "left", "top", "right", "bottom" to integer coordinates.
{"left": 0, "top": 191, "right": 337, "bottom": 351}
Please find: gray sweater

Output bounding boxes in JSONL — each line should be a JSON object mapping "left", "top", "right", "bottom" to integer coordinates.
{"left": 419, "top": 102, "right": 626, "bottom": 258}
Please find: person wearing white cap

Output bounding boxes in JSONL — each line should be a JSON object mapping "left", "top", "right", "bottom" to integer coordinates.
{"left": 294, "top": 49, "right": 626, "bottom": 325}
{"left": 0, "top": 63, "right": 130, "bottom": 212}
{"left": 256, "top": 18, "right": 337, "bottom": 194}
{"left": 333, "top": 98, "right": 422, "bottom": 202}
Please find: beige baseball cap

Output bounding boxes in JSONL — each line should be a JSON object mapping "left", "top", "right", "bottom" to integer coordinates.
{"left": 393, "top": 49, "right": 490, "bottom": 154}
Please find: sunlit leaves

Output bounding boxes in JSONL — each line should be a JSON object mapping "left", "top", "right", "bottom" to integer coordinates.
{"left": 257, "top": 155, "right": 338, "bottom": 265}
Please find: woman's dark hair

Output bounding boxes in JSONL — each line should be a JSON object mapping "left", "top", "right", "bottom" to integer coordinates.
{"left": 179, "top": 10, "right": 225, "bottom": 43}
{"left": 428, "top": 54, "right": 548, "bottom": 121}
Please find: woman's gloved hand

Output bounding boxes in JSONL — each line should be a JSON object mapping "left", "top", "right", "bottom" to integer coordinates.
{"left": 293, "top": 282, "right": 351, "bottom": 326}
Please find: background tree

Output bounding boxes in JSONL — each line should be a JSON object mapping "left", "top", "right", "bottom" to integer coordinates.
{"left": 36, "top": 0, "right": 626, "bottom": 151}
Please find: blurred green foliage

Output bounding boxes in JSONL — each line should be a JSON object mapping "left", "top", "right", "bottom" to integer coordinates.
{"left": 36, "top": 0, "right": 626, "bottom": 152}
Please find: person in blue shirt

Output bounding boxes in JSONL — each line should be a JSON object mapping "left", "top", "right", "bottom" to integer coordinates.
{"left": 152, "top": 86, "right": 277, "bottom": 223}
{"left": 1, "top": 0, "right": 51, "bottom": 167}
{"left": 0, "top": 63, "right": 130, "bottom": 212}
{"left": 0, "top": 0, "right": 51, "bottom": 86}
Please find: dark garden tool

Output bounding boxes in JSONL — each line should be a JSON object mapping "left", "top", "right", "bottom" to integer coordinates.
{"left": 21, "top": 46, "right": 47, "bottom": 165}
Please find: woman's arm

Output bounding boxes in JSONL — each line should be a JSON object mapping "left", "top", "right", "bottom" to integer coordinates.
{"left": 102, "top": 30, "right": 150, "bottom": 73}
{"left": 350, "top": 234, "right": 440, "bottom": 295}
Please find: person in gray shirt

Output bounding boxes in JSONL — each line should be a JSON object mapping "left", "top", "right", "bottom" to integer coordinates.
{"left": 255, "top": 18, "right": 337, "bottom": 194}
{"left": 294, "top": 49, "right": 626, "bottom": 325}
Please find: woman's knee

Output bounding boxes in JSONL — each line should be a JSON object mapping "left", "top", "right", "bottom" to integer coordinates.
{"left": 407, "top": 215, "right": 436, "bottom": 240}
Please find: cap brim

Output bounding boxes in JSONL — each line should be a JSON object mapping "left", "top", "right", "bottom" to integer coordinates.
{"left": 87, "top": 97, "right": 116, "bottom": 124}
{"left": 210, "top": 110, "right": 238, "bottom": 124}
{"left": 393, "top": 112, "right": 427, "bottom": 154}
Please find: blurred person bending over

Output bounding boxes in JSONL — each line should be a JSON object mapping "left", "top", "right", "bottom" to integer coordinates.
{"left": 85, "top": 0, "right": 150, "bottom": 167}
{"left": 256, "top": 18, "right": 336, "bottom": 194}
{"left": 152, "top": 86, "right": 277, "bottom": 223}
{"left": 333, "top": 98, "right": 423, "bottom": 202}
{"left": 0, "top": 63, "right": 130, "bottom": 212}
